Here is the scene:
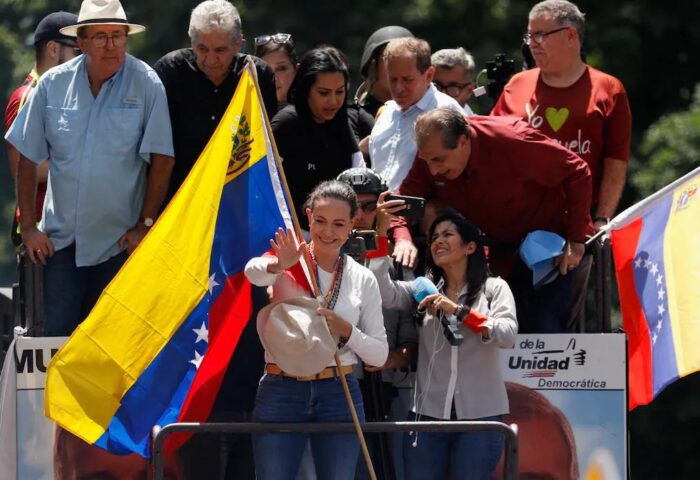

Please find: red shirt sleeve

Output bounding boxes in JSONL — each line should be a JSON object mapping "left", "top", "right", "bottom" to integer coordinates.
{"left": 4, "top": 90, "right": 22, "bottom": 134}
{"left": 490, "top": 88, "right": 510, "bottom": 116}
{"left": 365, "top": 235, "right": 389, "bottom": 259}
{"left": 603, "top": 85, "right": 632, "bottom": 162}
{"left": 390, "top": 152, "right": 435, "bottom": 242}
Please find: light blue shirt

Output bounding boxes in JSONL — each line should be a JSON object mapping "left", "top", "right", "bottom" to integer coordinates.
{"left": 6, "top": 54, "right": 174, "bottom": 266}
{"left": 369, "top": 84, "right": 463, "bottom": 191}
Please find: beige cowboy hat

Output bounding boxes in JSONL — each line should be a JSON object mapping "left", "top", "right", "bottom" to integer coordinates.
{"left": 257, "top": 297, "right": 337, "bottom": 377}
{"left": 59, "top": 0, "right": 145, "bottom": 37}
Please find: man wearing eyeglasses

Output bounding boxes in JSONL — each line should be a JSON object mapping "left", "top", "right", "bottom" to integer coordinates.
{"left": 491, "top": 0, "right": 631, "bottom": 331}
{"left": 431, "top": 48, "right": 476, "bottom": 115}
{"left": 154, "top": 0, "right": 277, "bottom": 202}
{"left": 391, "top": 108, "right": 593, "bottom": 334}
{"left": 4, "top": 11, "right": 80, "bottom": 247}
{"left": 5, "top": 0, "right": 174, "bottom": 337}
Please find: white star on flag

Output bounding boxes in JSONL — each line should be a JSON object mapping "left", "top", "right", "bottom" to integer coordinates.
{"left": 656, "top": 320, "right": 663, "bottom": 332}
{"left": 658, "top": 304, "right": 665, "bottom": 316}
{"left": 643, "top": 259, "right": 652, "bottom": 269}
{"left": 208, "top": 273, "right": 220, "bottom": 295}
{"left": 658, "top": 288, "right": 666, "bottom": 300}
{"left": 189, "top": 350, "right": 204, "bottom": 370}
{"left": 649, "top": 263, "right": 659, "bottom": 276}
{"left": 193, "top": 321, "right": 209, "bottom": 344}
{"left": 634, "top": 258, "right": 642, "bottom": 269}
{"left": 656, "top": 274, "right": 663, "bottom": 286}
{"left": 652, "top": 332, "right": 658, "bottom": 344}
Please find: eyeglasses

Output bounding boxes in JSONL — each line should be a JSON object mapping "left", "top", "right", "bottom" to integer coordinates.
{"left": 433, "top": 81, "right": 473, "bottom": 98}
{"left": 254, "top": 33, "right": 294, "bottom": 48}
{"left": 358, "top": 201, "right": 378, "bottom": 213}
{"left": 86, "top": 32, "right": 128, "bottom": 48}
{"left": 55, "top": 41, "right": 81, "bottom": 54}
{"left": 522, "top": 26, "right": 570, "bottom": 45}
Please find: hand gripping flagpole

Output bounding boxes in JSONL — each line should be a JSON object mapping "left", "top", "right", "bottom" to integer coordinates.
{"left": 248, "top": 60, "right": 378, "bottom": 480}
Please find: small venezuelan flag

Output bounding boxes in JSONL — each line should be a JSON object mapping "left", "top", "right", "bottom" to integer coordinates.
{"left": 609, "top": 166, "right": 700, "bottom": 410}
{"left": 44, "top": 63, "right": 293, "bottom": 456}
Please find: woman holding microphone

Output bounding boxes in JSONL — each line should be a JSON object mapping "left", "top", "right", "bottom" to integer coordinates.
{"left": 371, "top": 208, "right": 518, "bottom": 480}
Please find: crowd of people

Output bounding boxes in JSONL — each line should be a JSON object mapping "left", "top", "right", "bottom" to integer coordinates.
{"left": 3, "top": 0, "right": 631, "bottom": 478}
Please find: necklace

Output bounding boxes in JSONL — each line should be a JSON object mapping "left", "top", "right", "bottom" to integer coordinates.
{"left": 445, "top": 283, "right": 467, "bottom": 301}
{"left": 307, "top": 243, "right": 344, "bottom": 309}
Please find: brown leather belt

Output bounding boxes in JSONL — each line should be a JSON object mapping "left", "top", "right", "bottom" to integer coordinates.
{"left": 265, "top": 363, "right": 354, "bottom": 381}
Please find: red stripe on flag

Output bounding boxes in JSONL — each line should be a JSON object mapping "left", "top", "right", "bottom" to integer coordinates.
{"left": 611, "top": 218, "right": 654, "bottom": 409}
{"left": 263, "top": 248, "right": 312, "bottom": 293}
{"left": 165, "top": 272, "right": 252, "bottom": 454}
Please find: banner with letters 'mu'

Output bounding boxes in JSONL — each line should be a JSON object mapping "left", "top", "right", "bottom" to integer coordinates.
{"left": 499, "top": 334, "right": 627, "bottom": 480}
{"left": 0, "top": 336, "right": 66, "bottom": 479}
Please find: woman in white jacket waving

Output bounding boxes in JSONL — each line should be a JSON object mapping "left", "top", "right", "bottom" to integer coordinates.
{"left": 371, "top": 209, "right": 517, "bottom": 480}
{"left": 244, "top": 180, "right": 388, "bottom": 480}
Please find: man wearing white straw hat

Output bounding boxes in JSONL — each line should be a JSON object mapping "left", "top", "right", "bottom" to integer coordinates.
{"left": 5, "top": 0, "right": 174, "bottom": 337}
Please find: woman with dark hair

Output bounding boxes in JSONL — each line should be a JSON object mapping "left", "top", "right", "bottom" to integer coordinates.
{"left": 244, "top": 180, "right": 388, "bottom": 480}
{"left": 272, "top": 46, "right": 365, "bottom": 215}
{"left": 371, "top": 209, "right": 518, "bottom": 480}
{"left": 254, "top": 33, "right": 298, "bottom": 107}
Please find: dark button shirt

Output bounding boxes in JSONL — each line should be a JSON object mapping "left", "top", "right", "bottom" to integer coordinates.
{"left": 272, "top": 105, "right": 360, "bottom": 214}
{"left": 347, "top": 103, "right": 375, "bottom": 142}
{"left": 154, "top": 49, "right": 278, "bottom": 200}
{"left": 360, "top": 93, "right": 384, "bottom": 119}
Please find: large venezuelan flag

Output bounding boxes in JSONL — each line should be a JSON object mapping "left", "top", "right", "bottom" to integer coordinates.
{"left": 44, "top": 63, "right": 293, "bottom": 456}
{"left": 609, "top": 166, "right": 700, "bottom": 410}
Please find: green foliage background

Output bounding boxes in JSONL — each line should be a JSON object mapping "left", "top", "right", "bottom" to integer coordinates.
{"left": 1, "top": 1, "right": 699, "bottom": 477}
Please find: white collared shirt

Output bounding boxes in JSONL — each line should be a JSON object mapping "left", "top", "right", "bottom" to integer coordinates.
{"left": 369, "top": 84, "right": 463, "bottom": 191}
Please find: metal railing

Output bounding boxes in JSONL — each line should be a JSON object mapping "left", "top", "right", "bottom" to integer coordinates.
{"left": 151, "top": 421, "right": 519, "bottom": 480}
{"left": 589, "top": 235, "right": 613, "bottom": 333}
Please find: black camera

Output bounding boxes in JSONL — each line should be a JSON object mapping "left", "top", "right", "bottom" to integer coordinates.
{"left": 344, "top": 230, "right": 378, "bottom": 262}
{"left": 440, "top": 313, "right": 464, "bottom": 346}
{"left": 485, "top": 53, "right": 516, "bottom": 100}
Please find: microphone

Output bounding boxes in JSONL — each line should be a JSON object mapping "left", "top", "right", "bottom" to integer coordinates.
{"left": 410, "top": 276, "right": 439, "bottom": 304}
{"left": 410, "top": 277, "right": 464, "bottom": 346}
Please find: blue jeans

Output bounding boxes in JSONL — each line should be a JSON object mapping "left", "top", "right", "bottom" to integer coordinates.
{"left": 252, "top": 373, "right": 365, "bottom": 480}
{"left": 43, "top": 244, "right": 127, "bottom": 336}
{"left": 403, "top": 412, "right": 504, "bottom": 480}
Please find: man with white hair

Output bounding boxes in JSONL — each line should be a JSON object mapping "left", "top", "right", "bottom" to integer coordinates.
{"left": 154, "top": 0, "right": 277, "bottom": 201}
{"left": 5, "top": 0, "right": 174, "bottom": 336}
{"left": 431, "top": 47, "right": 476, "bottom": 114}
{"left": 154, "top": 3, "right": 276, "bottom": 478}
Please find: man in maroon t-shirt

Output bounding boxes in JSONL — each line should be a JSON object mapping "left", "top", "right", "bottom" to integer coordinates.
{"left": 390, "top": 108, "right": 592, "bottom": 333}
{"left": 491, "top": 0, "right": 632, "bottom": 330}
{"left": 4, "top": 11, "right": 79, "bottom": 245}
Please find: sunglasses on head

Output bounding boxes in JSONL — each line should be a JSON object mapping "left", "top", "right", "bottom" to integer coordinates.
{"left": 254, "top": 33, "right": 293, "bottom": 47}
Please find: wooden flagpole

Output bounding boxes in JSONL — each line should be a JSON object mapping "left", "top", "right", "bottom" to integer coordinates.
{"left": 247, "top": 60, "right": 378, "bottom": 480}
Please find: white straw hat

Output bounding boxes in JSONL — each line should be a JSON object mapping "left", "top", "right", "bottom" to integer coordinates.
{"left": 257, "top": 297, "right": 337, "bottom": 377}
{"left": 60, "top": 0, "right": 145, "bottom": 37}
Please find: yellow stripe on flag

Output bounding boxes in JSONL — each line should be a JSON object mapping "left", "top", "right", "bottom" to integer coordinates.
{"left": 45, "top": 68, "right": 260, "bottom": 443}
{"left": 664, "top": 178, "right": 700, "bottom": 376}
